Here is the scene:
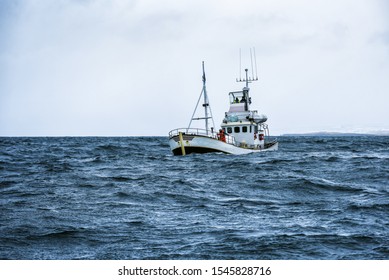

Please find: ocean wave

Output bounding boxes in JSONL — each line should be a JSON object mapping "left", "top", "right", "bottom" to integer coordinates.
{"left": 216, "top": 197, "right": 275, "bottom": 207}
{"left": 290, "top": 177, "right": 364, "bottom": 193}
{"left": 347, "top": 203, "right": 389, "bottom": 211}
{"left": 0, "top": 180, "right": 17, "bottom": 188}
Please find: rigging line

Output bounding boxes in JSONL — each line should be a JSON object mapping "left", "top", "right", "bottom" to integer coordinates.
{"left": 253, "top": 47, "right": 258, "bottom": 80}
{"left": 206, "top": 93, "right": 216, "bottom": 130}
{"left": 188, "top": 88, "right": 204, "bottom": 129}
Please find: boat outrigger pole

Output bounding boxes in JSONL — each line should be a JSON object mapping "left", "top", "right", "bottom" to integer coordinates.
{"left": 187, "top": 61, "right": 215, "bottom": 135}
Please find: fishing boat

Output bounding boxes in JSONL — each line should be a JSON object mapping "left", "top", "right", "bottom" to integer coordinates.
{"left": 168, "top": 58, "right": 278, "bottom": 155}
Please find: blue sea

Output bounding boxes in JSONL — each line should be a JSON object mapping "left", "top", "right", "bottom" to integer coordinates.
{"left": 0, "top": 136, "right": 388, "bottom": 259}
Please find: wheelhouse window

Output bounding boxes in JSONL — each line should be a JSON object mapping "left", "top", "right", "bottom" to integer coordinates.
{"left": 242, "top": 126, "right": 248, "bottom": 133}
{"left": 234, "top": 127, "right": 240, "bottom": 133}
{"left": 227, "top": 127, "right": 232, "bottom": 134}
{"left": 229, "top": 91, "right": 244, "bottom": 104}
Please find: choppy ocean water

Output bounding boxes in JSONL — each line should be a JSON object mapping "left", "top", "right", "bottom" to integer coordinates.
{"left": 0, "top": 136, "right": 388, "bottom": 260}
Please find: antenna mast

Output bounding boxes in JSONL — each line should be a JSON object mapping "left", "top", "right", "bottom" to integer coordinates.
{"left": 250, "top": 48, "right": 254, "bottom": 81}
{"left": 239, "top": 48, "right": 242, "bottom": 81}
{"left": 236, "top": 47, "right": 258, "bottom": 85}
{"left": 236, "top": 48, "right": 259, "bottom": 111}
{"left": 253, "top": 47, "right": 258, "bottom": 80}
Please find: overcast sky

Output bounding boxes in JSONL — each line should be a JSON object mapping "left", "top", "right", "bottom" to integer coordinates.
{"left": 1, "top": 0, "right": 388, "bottom": 136}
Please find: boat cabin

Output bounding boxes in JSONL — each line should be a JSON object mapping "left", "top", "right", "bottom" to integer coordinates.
{"left": 221, "top": 89, "right": 267, "bottom": 149}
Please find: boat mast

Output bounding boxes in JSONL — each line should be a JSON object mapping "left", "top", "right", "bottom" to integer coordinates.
{"left": 202, "top": 61, "right": 210, "bottom": 135}
{"left": 187, "top": 61, "right": 215, "bottom": 135}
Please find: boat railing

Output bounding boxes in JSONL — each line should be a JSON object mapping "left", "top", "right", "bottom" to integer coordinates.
{"left": 264, "top": 138, "right": 278, "bottom": 149}
{"left": 169, "top": 128, "right": 236, "bottom": 145}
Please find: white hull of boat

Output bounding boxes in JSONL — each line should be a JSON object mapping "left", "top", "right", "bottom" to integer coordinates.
{"left": 169, "top": 134, "right": 278, "bottom": 155}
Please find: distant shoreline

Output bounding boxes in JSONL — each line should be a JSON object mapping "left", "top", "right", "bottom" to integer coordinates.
{"left": 281, "top": 132, "right": 389, "bottom": 136}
